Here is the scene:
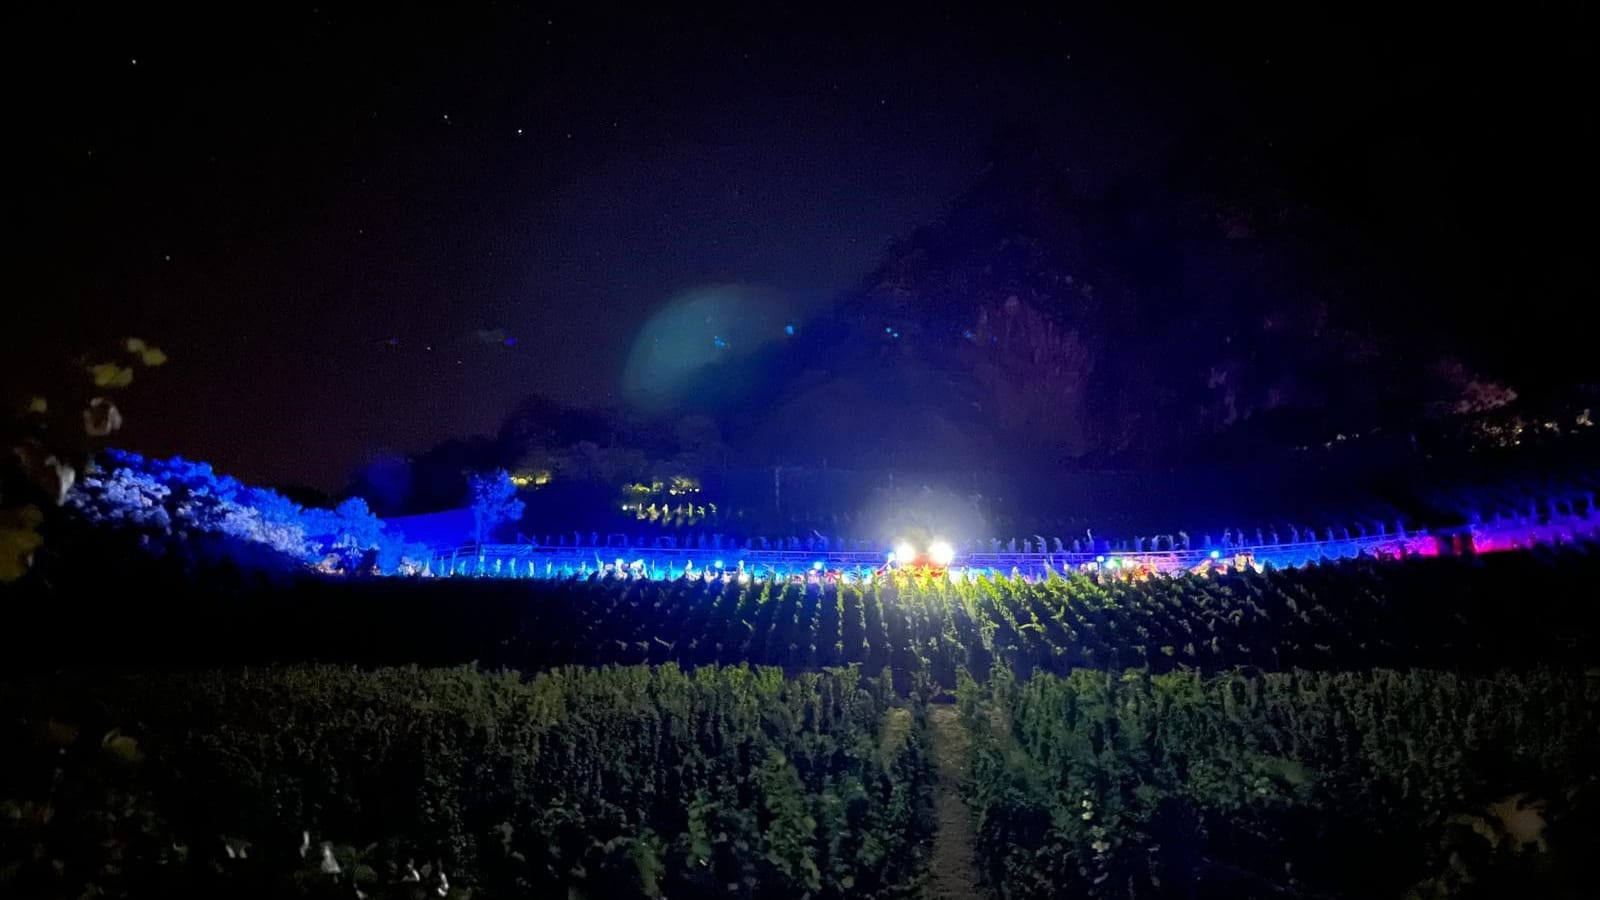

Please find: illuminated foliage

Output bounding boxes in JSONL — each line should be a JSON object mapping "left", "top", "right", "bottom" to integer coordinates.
{"left": 509, "top": 468, "right": 550, "bottom": 487}
{"left": 86, "top": 362, "right": 134, "bottom": 388}
{"left": 69, "top": 454, "right": 311, "bottom": 559}
{"left": 64, "top": 451, "right": 414, "bottom": 572}
{"left": 1, "top": 337, "right": 169, "bottom": 583}
{"left": 80, "top": 397, "right": 123, "bottom": 437}
{"left": 124, "top": 336, "right": 169, "bottom": 366}
{"left": 469, "top": 468, "right": 524, "bottom": 544}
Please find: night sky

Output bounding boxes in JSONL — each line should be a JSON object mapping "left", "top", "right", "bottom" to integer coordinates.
{"left": 11, "top": 4, "right": 1591, "bottom": 490}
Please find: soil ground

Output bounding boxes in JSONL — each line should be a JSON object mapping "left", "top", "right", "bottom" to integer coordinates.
{"left": 923, "top": 704, "right": 987, "bottom": 899}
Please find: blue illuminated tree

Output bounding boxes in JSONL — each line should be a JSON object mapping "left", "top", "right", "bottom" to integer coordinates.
{"left": 470, "top": 469, "right": 525, "bottom": 544}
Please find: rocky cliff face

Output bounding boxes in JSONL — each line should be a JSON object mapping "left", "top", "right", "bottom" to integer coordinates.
{"left": 719, "top": 128, "right": 1508, "bottom": 470}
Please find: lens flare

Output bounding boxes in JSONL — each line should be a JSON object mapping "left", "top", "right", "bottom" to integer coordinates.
{"left": 928, "top": 540, "right": 955, "bottom": 566}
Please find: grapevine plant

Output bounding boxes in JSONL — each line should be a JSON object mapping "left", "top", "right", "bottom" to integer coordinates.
{"left": 1, "top": 664, "right": 935, "bottom": 899}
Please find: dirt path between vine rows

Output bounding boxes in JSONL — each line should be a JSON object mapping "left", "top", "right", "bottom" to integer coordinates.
{"left": 923, "top": 704, "right": 987, "bottom": 900}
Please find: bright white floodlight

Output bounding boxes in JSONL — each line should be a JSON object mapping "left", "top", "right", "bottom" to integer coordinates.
{"left": 928, "top": 540, "right": 955, "bottom": 566}
{"left": 894, "top": 542, "right": 917, "bottom": 564}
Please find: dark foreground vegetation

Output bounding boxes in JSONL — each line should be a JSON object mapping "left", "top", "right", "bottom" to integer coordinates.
{"left": 4, "top": 543, "right": 1598, "bottom": 899}
{"left": 3, "top": 662, "right": 1594, "bottom": 899}
{"left": 2, "top": 665, "right": 932, "bottom": 900}
{"left": 961, "top": 666, "right": 1597, "bottom": 899}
